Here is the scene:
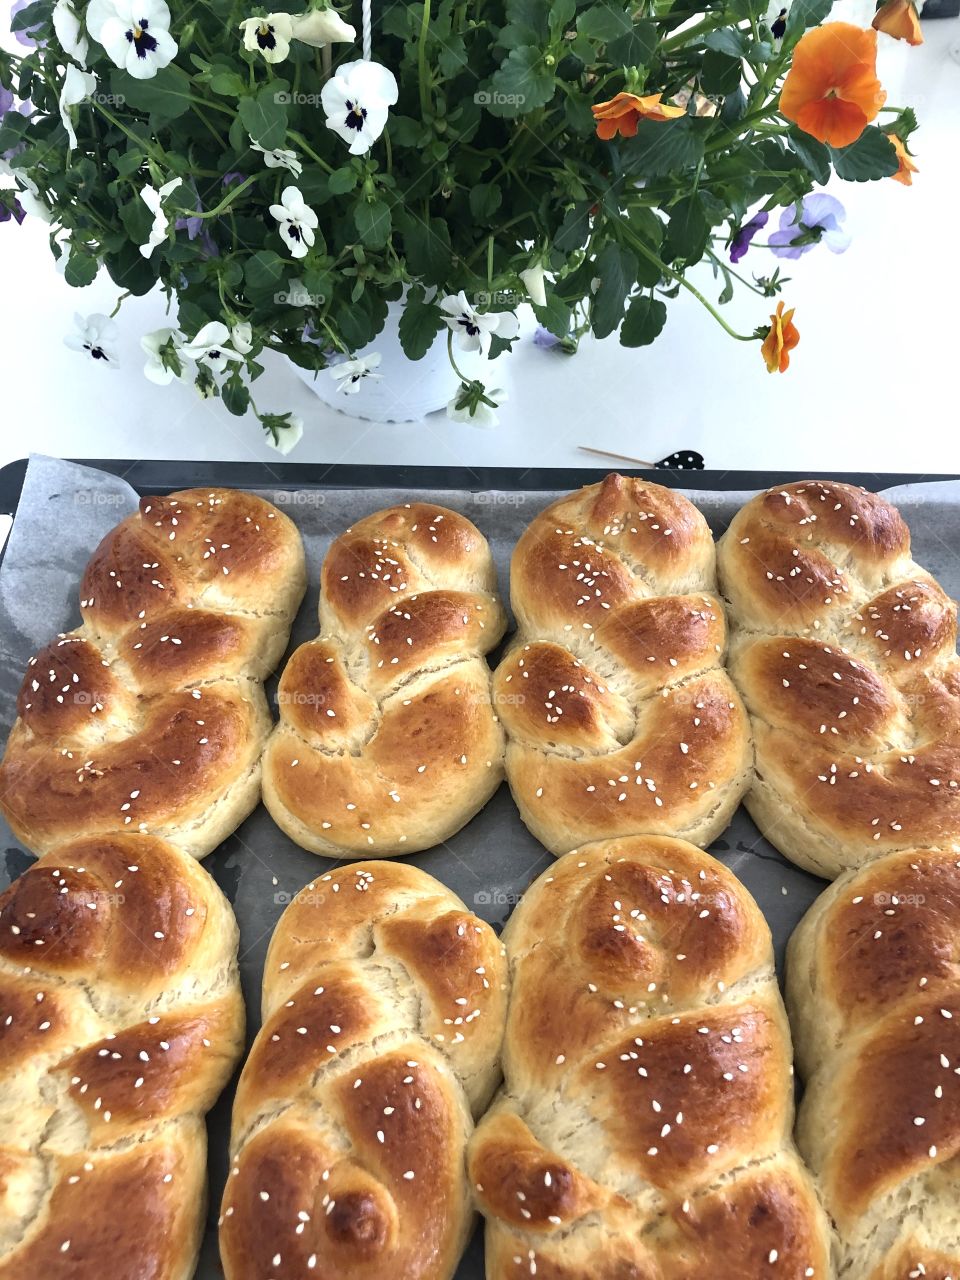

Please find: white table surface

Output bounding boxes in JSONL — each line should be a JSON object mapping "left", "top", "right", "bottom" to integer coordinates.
{"left": 1, "top": 17, "right": 958, "bottom": 478}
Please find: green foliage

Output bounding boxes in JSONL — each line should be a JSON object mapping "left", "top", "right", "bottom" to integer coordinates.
{"left": 0, "top": 0, "right": 917, "bottom": 428}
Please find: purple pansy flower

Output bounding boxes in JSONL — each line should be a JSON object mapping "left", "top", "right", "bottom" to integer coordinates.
{"left": 0, "top": 86, "right": 14, "bottom": 116}
{"left": 10, "top": 0, "right": 42, "bottom": 47}
{"left": 533, "top": 325, "right": 560, "bottom": 350}
{"left": 730, "top": 209, "right": 769, "bottom": 264}
{"left": 174, "top": 184, "right": 220, "bottom": 258}
{"left": 222, "top": 171, "right": 244, "bottom": 186}
{"left": 0, "top": 195, "right": 26, "bottom": 225}
{"left": 769, "top": 194, "right": 851, "bottom": 259}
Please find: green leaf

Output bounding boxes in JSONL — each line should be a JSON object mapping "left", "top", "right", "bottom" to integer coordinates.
{"left": 398, "top": 284, "right": 443, "bottom": 360}
{"left": 396, "top": 211, "right": 452, "bottom": 285}
{"left": 620, "top": 295, "right": 667, "bottom": 347}
{"left": 469, "top": 182, "right": 503, "bottom": 221}
{"left": 244, "top": 249, "right": 285, "bottom": 298}
{"left": 209, "top": 70, "right": 245, "bottom": 96}
{"left": 64, "top": 246, "right": 99, "bottom": 288}
{"left": 110, "top": 67, "right": 193, "bottom": 122}
{"left": 221, "top": 373, "right": 251, "bottom": 417}
{"left": 238, "top": 82, "right": 289, "bottom": 150}
{"left": 787, "top": 128, "right": 831, "bottom": 185}
{"left": 555, "top": 202, "right": 592, "bottom": 252}
{"left": 353, "top": 200, "right": 393, "bottom": 248}
{"left": 607, "top": 19, "right": 656, "bottom": 66}
{"left": 103, "top": 242, "right": 156, "bottom": 296}
{"left": 338, "top": 289, "right": 388, "bottom": 351}
{"left": 591, "top": 242, "right": 637, "bottom": 340}
{"left": 785, "top": 0, "right": 833, "bottom": 38}
{"left": 10, "top": 0, "right": 46, "bottom": 34}
{"left": 830, "top": 126, "right": 898, "bottom": 182}
{"left": 532, "top": 293, "right": 572, "bottom": 340}
{"left": 701, "top": 49, "right": 742, "bottom": 96}
{"left": 663, "top": 194, "right": 709, "bottom": 264}
{"left": 487, "top": 47, "right": 556, "bottom": 116}
{"left": 628, "top": 209, "right": 666, "bottom": 287}
{"left": 577, "top": 2, "right": 632, "bottom": 42}
{"left": 622, "top": 118, "right": 705, "bottom": 178}
{"left": 704, "top": 28, "right": 748, "bottom": 57}
{"left": 548, "top": 0, "right": 575, "bottom": 33}
{"left": 328, "top": 166, "right": 358, "bottom": 195}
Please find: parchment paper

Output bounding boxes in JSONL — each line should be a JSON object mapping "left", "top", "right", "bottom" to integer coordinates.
{"left": 2, "top": 455, "right": 959, "bottom": 1279}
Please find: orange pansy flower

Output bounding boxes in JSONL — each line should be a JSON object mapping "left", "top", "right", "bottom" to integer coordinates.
{"left": 780, "top": 23, "right": 886, "bottom": 149}
{"left": 872, "top": 0, "right": 923, "bottom": 45}
{"left": 888, "top": 133, "right": 919, "bottom": 185}
{"left": 761, "top": 301, "right": 800, "bottom": 373}
{"left": 592, "top": 92, "right": 686, "bottom": 140}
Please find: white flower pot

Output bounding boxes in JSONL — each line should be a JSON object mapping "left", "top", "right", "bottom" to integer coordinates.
{"left": 289, "top": 298, "right": 479, "bottom": 424}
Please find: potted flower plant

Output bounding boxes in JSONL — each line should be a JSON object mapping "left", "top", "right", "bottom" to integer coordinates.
{"left": 0, "top": 0, "right": 921, "bottom": 447}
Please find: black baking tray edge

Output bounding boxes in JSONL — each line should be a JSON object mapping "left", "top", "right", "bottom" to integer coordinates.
{"left": 1, "top": 457, "right": 957, "bottom": 522}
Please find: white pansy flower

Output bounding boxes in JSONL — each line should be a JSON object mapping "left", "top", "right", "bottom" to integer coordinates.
{"left": 231, "top": 320, "right": 254, "bottom": 354}
{"left": 446, "top": 384, "right": 505, "bottom": 429}
{"left": 239, "top": 13, "right": 293, "bottom": 63}
{"left": 290, "top": 7, "right": 355, "bottom": 46}
{"left": 64, "top": 313, "right": 120, "bottom": 367}
{"left": 439, "top": 291, "right": 520, "bottom": 354}
{"left": 270, "top": 186, "right": 318, "bottom": 259}
{"left": 329, "top": 352, "right": 382, "bottom": 394}
{"left": 59, "top": 65, "right": 96, "bottom": 150}
{"left": 251, "top": 141, "right": 303, "bottom": 177}
{"left": 139, "top": 175, "right": 181, "bottom": 258}
{"left": 141, "top": 327, "right": 185, "bottom": 384}
{"left": 87, "top": 0, "right": 178, "bottom": 80}
{"left": 180, "top": 321, "right": 245, "bottom": 373}
{"left": 321, "top": 59, "right": 398, "bottom": 156}
{"left": 520, "top": 264, "right": 547, "bottom": 308}
{"left": 268, "top": 415, "right": 304, "bottom": 454}
{"left": 52, "top": 0, "right": 89, "bottom": 64}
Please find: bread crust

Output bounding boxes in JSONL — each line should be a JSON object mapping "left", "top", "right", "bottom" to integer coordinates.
{"left": 0, "top": 488, "right": 306, "bottom": 859}
{"left": 718, "top": 480, "right": 960, "bottom": 878}
{"left": 219, "top": 860, "right": 508, "bottom": 1280}
{"left": 262, "top": 503, "right": 507, "bottom": 857}
{"left": 469, "top": 835, "right": 833, "bottom": 1278}
{"left": 0, "top": 832, "right": 244, "bottom": 1278}
{"left": 495, "top": 474, "right": 753, "bottom": 856}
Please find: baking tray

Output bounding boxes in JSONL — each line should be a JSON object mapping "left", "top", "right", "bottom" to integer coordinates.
{"left": 1, "top": 458, "right": 956, "bottom": 1280}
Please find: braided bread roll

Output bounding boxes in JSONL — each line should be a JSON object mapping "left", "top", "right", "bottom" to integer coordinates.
{"left": 717, "top": 480, "right": 960, "bottom": 878}
{"left": 493, "top": 474, "right": 752, "bottom": 855}
{"left": 219, "top": 860, "right": 508, "bottom": 1279}
{"left": 787, "top": 847, "right": 960, "bottom": 1276}
{"left": 0, "top": 832, "right": 244, "bottom": 1277}
{"left": 262, "top": 503, "right": 506, "bottom": 857}
{"left": 469, "top": 835, "right": 832, "bottom": 1279}
{"left": 0, "top": 488, "right": 306, "bottom": 859}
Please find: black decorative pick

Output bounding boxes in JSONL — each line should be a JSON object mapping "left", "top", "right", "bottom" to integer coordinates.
{"left": 655, "top": 450, "right": 705, "bottom": 470}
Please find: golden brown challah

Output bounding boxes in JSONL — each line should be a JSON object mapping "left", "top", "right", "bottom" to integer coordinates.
{"left": 718, "top": 480, "right": 960, "bottom": 878}
{"left": 219, "top": 860, "right": 508, "bottom": 1280}
{"left": 262, "top": 502, "right": 506, "bottom": 856}
{"left": 0, "top": 488, "right": 306, "bottom": 859}
{"left": 494, "top": 474, "right": 752, "bottom": 855}
{"left": 469, "top": 835, "right": 832, "bottom": 1279}
{"left": 787, "top": 847, "right": 960, "bottom": 1277}
{"left": 0, "top": 832, "right": 244, "bottom": 1278}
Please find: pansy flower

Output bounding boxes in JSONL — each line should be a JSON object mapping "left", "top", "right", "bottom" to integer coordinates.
{"left": 888, "top": 133, "right": 918, "bottom": 185}
{"left": 251, "top": 141, "right": 303, "bottom": 177}
{"left": 872, "top": 0, "right": 923, "bottom": 45}
{"left": 239, "top": 13, "right": 293, "bottom": 63}
{"left": 180, "top": 321, "right": 245, "bottom": 373}
{"left": 440, "top": 290, "right": 520, "bottom": 355}
{"left": 269, "top": 185, "right": 318, "bottom": 259}
{"left": 141, "top": 327, "right": 185, "bottom": 384}
{"left": 65, "top": 313, "right": 120, "bottom": 367}
{"left": 59, "top": 66, "right": 97, "bottom": 151}
{"left": 87, "top": 0, "right": 178, "bottom": 80}
{"left": 780, "top": 23, "right": 885, "bottom": 148}
{"left": 52, "top": 0, "right": 89, "bottom": 64}
{"left": 329, "top": 352, "right": 382, "bottom": 394}
{"left": 447, "top": 380, "right": 505, "bottom": 428}
{"left": 139, "top": 175, "right": 182, "bottom": 258}
{"left": 290, "top": 7, "right": 355, "bottom": 47}
{"left": 592, "top": 92, "right": 685, "bottom": 140}
{"left": 768, "top": 194, "right": 850, "bottom": 258}
{"left": 730, "top": 210, "right": 769, "bottom": 263}
{"left": 321, "top": 59, "right": 398, "bottom": 155}
{"left": 11, "top": 0, "right": 42, "bottom": 47}
{"left": 520, "top": 263, "right": 547, "bottom": 307}
{"left": 760, "top": 300, "right": 799, "bottom": 373}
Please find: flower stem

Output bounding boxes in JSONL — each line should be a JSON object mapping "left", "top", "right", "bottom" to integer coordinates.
{"left": 446, "top": 330, "right": 470, "bottom": 383}
{"left": 287, "top": 131, "right": 333, "bottom": 172}
{"left": 176, "top": 174, "right": 259, "bottom": 220}
{"left": 418, "top": 0, "right": 433, "bottom": 119}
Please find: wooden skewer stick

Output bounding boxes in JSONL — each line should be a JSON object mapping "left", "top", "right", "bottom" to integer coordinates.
{"left": 578, "top": 445, "right": 656, "bottom": 467}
